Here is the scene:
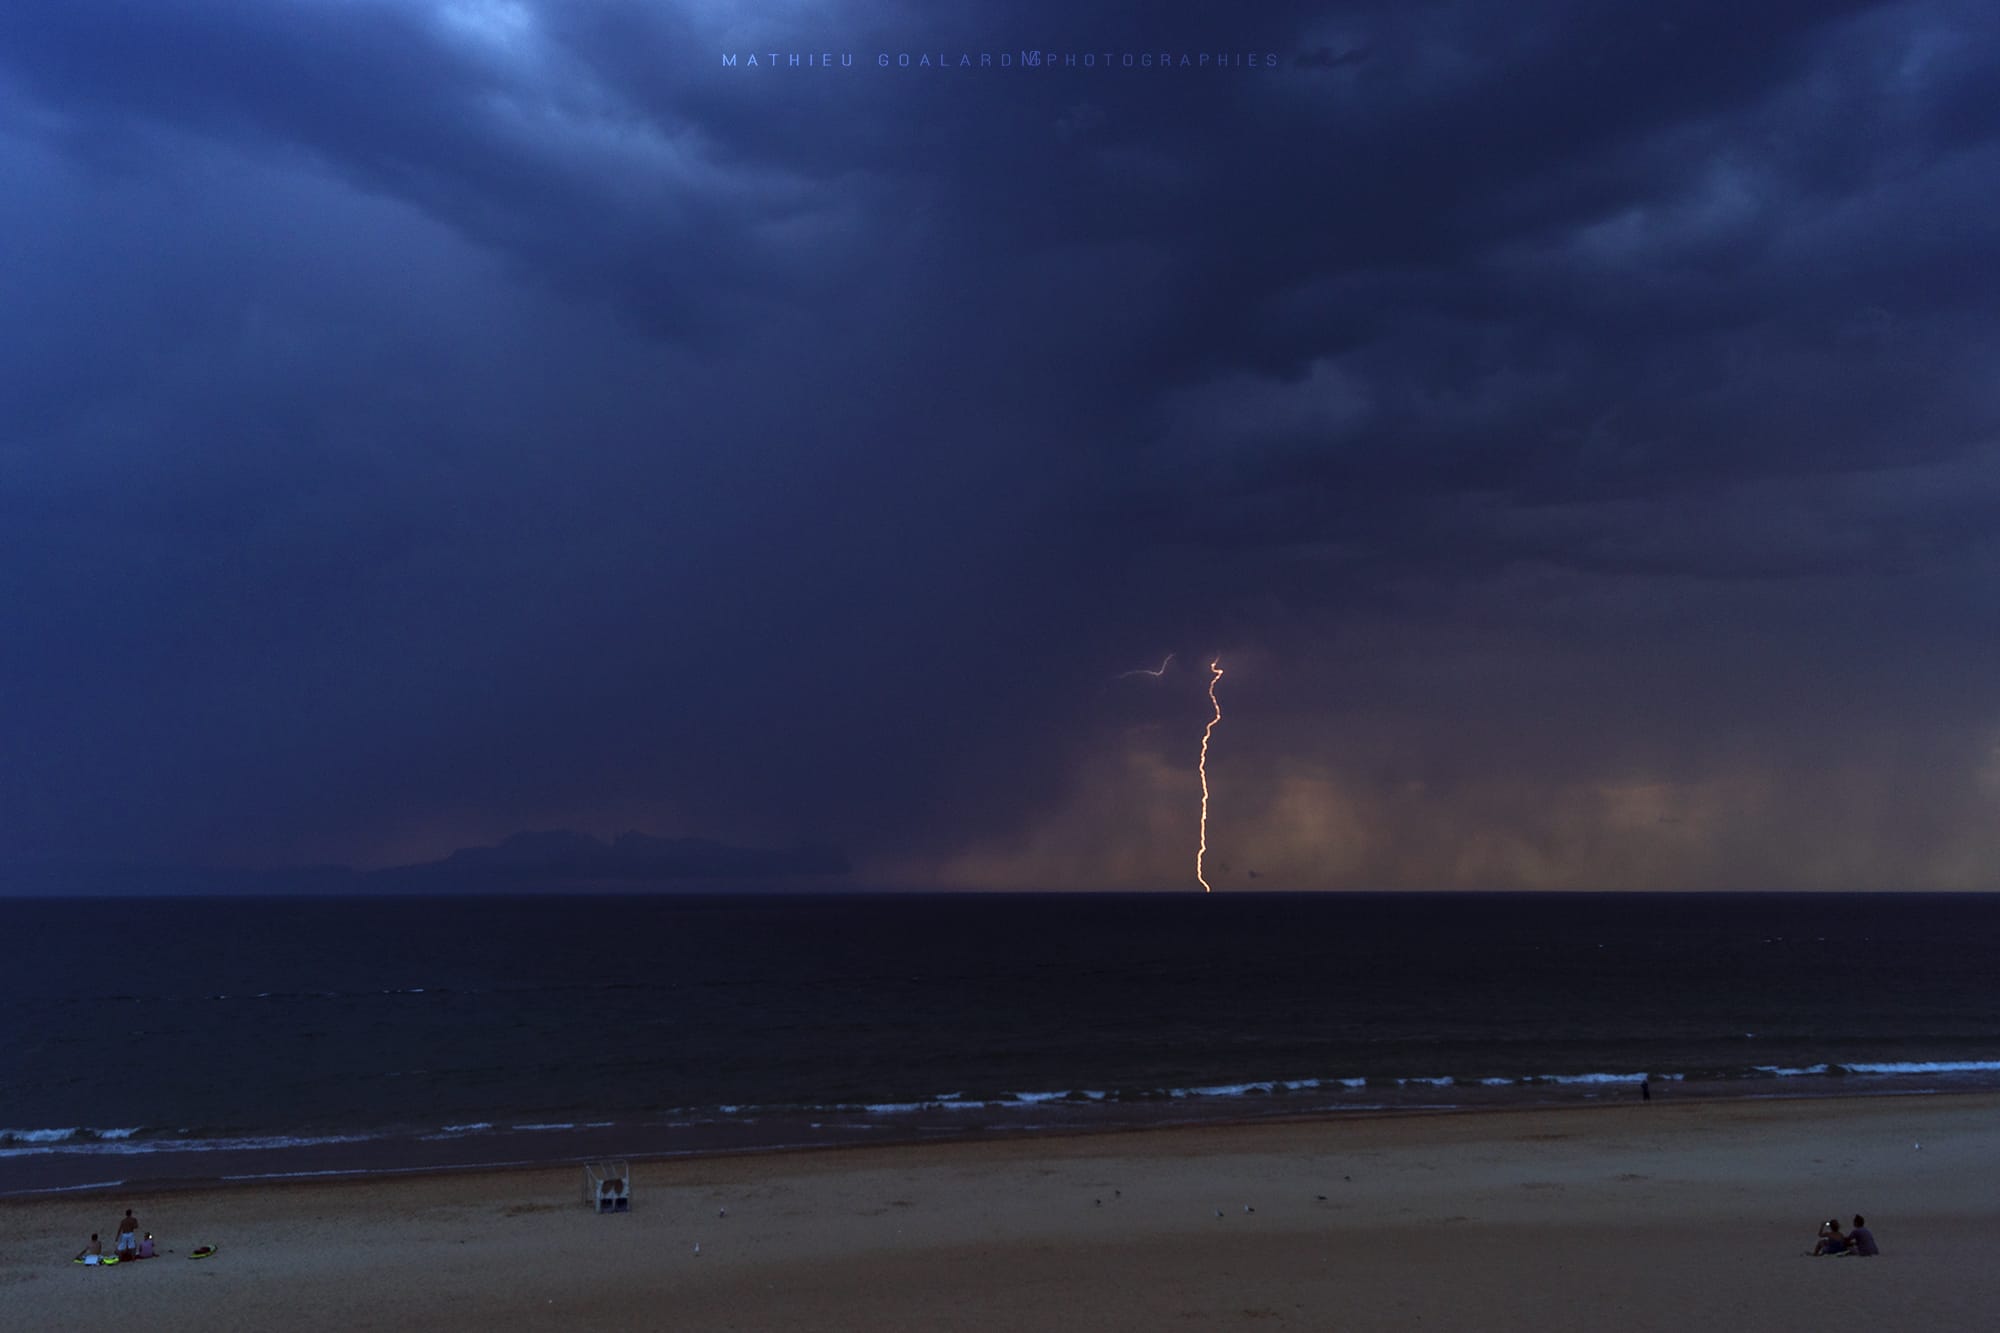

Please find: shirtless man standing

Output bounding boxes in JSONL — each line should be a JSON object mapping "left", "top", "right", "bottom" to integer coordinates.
{"left": 115, "top": 1209, "right": 140, "bottom": 1260}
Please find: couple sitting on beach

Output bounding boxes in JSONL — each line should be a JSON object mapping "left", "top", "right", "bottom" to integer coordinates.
{"left": 1813, "top": 1215, "right": 1879, "bottom": 1256}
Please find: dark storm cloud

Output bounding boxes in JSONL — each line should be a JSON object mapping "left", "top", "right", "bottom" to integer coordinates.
{"left": 1, "top": 0, "right": 1996, "bottom": 886}
{"left": 0, "top": 0, "right": 795, "bottom": 342}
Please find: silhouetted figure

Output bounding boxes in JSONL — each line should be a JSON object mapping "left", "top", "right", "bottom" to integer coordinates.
{"left": 1640, "top": 1079, "right": 1651, "bottom": 1102}
{"left": 115, "top": 1209, "right": 139, "bottom": 1259}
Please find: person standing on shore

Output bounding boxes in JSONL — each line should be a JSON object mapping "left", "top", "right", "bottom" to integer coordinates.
{"left": 115, "top": 1209, "right": 140, "bottom": 1260}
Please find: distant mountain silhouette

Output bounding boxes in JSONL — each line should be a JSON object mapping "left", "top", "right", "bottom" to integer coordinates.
{"left": 390, "top": 829, "right": 851, "bottom": 883}
{"left": 2, "top": 830, "right": 850, "bottom": 896}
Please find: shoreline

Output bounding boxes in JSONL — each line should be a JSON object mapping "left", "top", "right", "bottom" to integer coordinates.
{"left": 5, "top": 1091, "right": 1996, "bottom": 1331}
{"left": 6, "top": 1077, "right": 1988, "bottom": 1203}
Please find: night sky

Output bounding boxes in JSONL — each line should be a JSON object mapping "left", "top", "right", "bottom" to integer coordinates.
{"left": 3, "top": 2, "right": 1997, "bottom": 891}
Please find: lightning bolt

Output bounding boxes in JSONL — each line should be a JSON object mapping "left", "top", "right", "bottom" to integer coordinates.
{"left": 1196, "top": 658, "right": 1223, "bottom": 893}
{"left": 1118, "top": 652, "right": 1175, "bottom": 679}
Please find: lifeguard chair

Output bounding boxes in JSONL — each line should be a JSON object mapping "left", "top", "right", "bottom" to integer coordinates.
{"left": 583, "top": 1160, "right": 631, "bottom": 1213}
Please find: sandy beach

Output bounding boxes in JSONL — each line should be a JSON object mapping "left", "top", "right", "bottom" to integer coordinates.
{"left": 5, "top": 1093, "right": 1995, "bottom": 1332}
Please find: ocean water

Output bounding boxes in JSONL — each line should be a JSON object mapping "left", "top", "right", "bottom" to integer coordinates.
{"left": 5, "top": 891, "right": 2000, "bottom": 1195}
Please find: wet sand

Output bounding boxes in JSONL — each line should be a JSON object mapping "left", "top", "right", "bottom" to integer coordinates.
{"left": 5, "top": 1093, "right": 1994, "bottom": 1332}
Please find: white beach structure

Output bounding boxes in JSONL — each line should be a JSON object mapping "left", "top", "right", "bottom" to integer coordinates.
{"left": 583, "top": 1160, "right": 631, "bottom": 1212}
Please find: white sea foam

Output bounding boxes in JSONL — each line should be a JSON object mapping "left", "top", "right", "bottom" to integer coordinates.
{"left": 1, "top": 1128, "right": 85, "bottom": 1144}
{"left": 6, "top": 1179, "right": 129, "bottom": 1196}
{"left": 864, "top": 1070, "right": 1663, "bottom": 1109}
{"left": 0, "top": 1131, "right": 375, "bottom": 1160}
{"left": 221, "top": 1158, "right": 545, "bottom": 1183}
{"left": 1845, "top": 1060, "right": 2000, "bottom": 1075}
{"left": 0, "top": 1127, "right": 143, "bottom": 1148}
{"left": 1743, "top": 1063, "right": 2000, "bottom": 1078}
{"left": 1178, "top": 1082, "right": 1271, "bottom": 1098}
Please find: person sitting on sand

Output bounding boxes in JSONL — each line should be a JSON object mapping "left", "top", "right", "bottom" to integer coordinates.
{"left": 75, "top": 1234, "right": 102, "bottom": 1264}
{"left": 136, "top": 1233, "right": 157, "bottom": 1260}
{"left": 1848, "top": 1215, "right": 1879, "bottom": 1256}
{"left": 1813, "top": 1218, "right": 1850, "bottom": 1255}
{"left": 115, "top": 1209, "right": 140, "bottom": 1259}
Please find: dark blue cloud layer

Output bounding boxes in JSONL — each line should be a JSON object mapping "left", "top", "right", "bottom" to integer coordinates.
{"left": 1, "top": 1, "right": 1996, "bottom": 885}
